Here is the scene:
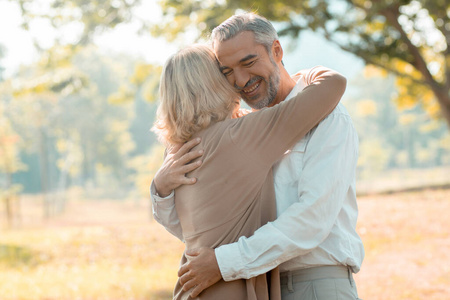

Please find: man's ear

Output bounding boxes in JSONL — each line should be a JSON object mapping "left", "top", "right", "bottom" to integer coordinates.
{"left": 271, "top": 40, "right": 283, "bottom": 63}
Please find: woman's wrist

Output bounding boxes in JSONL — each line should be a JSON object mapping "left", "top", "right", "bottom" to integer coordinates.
{"left": 154, "top": 177, "right": 172, "bottom": 198}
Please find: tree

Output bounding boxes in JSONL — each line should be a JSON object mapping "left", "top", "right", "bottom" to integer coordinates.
{"left": 0, "top": 44, "right": 25, "bottom": 227}
{"left": 127, "top": 144, "right": 165, "bottom": 201}
{"left": 14, "top": 0, "right": 143, "bottom": 48}
{"left": 0, "top": 103, "right": 26, "bottom": 227}
{"left": 152, "top": 0, "right": 450, "bottom": 128}
{"left": 345, "top": 72, "right": 450, "bottom": 178}
{"left": 7, "top": 0, "right": 154, "bottom": 204}
{"left": 0, "top": 45, "right": 5, "bottom": 81}
{"left": 4, "top": 44, "right": 89, "bottom": 218}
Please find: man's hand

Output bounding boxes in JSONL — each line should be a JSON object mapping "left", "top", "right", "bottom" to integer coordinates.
{"left": 178, "top": 247, "right": 222, "bottom": 298}
{"left": 154, "top": 138, "right": 203, "bottom": 197}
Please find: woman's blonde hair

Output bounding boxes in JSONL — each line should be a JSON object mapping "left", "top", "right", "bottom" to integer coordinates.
{"left": 153, "top": 44, "right": 238, "bottom": 145}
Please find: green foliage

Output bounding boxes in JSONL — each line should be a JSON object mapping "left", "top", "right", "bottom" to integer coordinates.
{"left": 130, "top": 63, "right": 162, "bottom": 102}
{"left": 358, "top": 138, "right": 392, "bottom": 178}
{"left": 3, "top": 0, "right": 448, "bottom": 200}
{"left": 14, "top": 0, "right": 142, "bottom": 46}
{"left": 0, "top": 43, "right": 157, "bottom": 196}
{"left": 346, "top": 72, "right": 450, "bottom": 177}
{"left": 153, "top": 0, "right": 450, "bottom": 127}
{"left": 0, "top": 106, "right": 26, "bottom": 175}
{"left": 108, "top": 83, "right": 135, "bottom": 104}
{"left": 108, "top": 63, "right": 163, "bottom": 104}
{"left": 0, "top": 244, "right": 39, "bottom": 267}
{"left": 128, "top": 144, "right": 165, "bottom": 197}
{"left": 57, "top": 48, "right": 140, "bottom": 191}
{"left": 1, "top": 43, "right": 92, "bottom": 201}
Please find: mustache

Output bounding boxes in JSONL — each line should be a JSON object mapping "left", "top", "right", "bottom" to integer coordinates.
{"left": 234, "top": 76, "right": 263, "bottom": 91}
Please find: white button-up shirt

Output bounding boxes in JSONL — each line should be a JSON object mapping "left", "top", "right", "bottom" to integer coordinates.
{"left": 151, "top": 76, "right": 364, "bottom": 281}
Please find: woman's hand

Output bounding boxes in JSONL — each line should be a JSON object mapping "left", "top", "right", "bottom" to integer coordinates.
{"left": 153, "top": 138, "right": 204, "bottom": 197}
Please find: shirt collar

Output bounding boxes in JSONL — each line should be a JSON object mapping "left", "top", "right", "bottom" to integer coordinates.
{"left": 284, "top": 75, "right": 306, "bottom": 102}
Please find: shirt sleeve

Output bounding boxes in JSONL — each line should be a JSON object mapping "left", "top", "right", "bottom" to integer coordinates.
{"left": 215, "top": 109, "right": 359, "bottom": 280}
{"left": 150, "top": 180, "right": 184, "bottom": 242}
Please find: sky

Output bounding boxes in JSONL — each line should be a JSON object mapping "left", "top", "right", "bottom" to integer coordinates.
{"left": 0, "top": 0, "right": 177, "bottom": 77}
{"left": 0, "top": 1, "right": 37, "bottom": 76}
{"left": 0, "top": 0, "right": 364, "bottom": 80}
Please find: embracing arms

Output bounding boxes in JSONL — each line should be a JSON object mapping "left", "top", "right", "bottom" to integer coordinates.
{"left": 151, "top": 66, "right": 345, "bottom": 239}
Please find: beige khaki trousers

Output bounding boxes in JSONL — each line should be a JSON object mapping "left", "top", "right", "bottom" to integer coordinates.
{"left": 280, "top": 266, "right": 362, "bottom": 300}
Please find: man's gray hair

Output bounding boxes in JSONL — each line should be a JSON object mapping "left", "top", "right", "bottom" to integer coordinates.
{"left": 211, "top": 12, "right": 278, "bottom": 53}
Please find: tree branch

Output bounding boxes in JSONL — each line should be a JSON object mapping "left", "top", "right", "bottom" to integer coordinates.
{"left": 381, "top": 5, "right": 439, "bottom": 89}
{"left": 320, "top": 28, "right": 426, "bottom": 86}
{"left": 439, "top": 23, "right": 450, "bottom": 92}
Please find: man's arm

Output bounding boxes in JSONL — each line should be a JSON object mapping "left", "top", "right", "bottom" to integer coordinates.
{"left": 217, "top": 111, "right": 358, "bottom": 279}
{"left": 179, "top": 108, "right": 359, "bottom": 296}
{"left": 151, "top": 182, "right": 184, "bottom": 241}
{"left": 151, "top": 138, "right": 203, "bottom": 240}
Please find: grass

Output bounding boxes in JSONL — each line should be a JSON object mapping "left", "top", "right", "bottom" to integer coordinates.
{"left": 354, "top": 188, "right": 450, "bottom": 299}
{"left": 0, "top": 243, "right": 37, "bottom": 267}
{"left": 1, "top": 188, "right": 449, "bottom": 299}
{"left": 0, "top": 199, "right": 184, "bottom": 300}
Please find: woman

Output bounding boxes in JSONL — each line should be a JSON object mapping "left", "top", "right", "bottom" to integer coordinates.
{"left": 152, "top": 44, "right": 346, "bottom": 299}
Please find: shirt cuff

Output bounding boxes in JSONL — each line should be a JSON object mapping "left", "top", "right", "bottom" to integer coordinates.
{"left": 150, "top": 180, "right": 175, "bottom": 208}
{"left": 215, "top": 242, "right": 244, "bottom": 281}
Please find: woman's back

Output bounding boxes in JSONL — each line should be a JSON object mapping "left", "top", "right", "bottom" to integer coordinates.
{"left": 176, "top": 118, "right": 276, "bottom": 249}
{"left": 174, "top": 118, "right": 279, "bottom": 300}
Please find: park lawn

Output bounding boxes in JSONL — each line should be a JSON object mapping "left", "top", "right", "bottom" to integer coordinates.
{"left": 0, "top": 189, "right": 449, "bottom": 299}
{"left": 0, "top": 199, "right": 184, "bottom": 300}
{"left": 354, "top": 188, "right": 450, "bottom": 299}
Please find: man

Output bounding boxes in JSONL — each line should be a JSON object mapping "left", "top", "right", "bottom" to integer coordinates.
{"left": 151, "top": 13, "right": 364, "bottom": 299}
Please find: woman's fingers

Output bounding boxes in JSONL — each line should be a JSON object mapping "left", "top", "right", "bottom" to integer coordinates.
{"left": 173, "top": 138, "right": 201, "bottom": 159}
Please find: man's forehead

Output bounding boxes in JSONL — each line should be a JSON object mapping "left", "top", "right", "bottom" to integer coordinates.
{"left": 213, "top": 31, "right": 256, "bottom": 50}
{"left": 214, "top": 33, "right": 262, "bottom": 67}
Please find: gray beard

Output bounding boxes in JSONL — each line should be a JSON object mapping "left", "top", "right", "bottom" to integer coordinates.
{"left": 245, "top": 71, "right": 280, "bottom": 110}
{"left": 254, "top": 72, "right": 280, "bottom": 109}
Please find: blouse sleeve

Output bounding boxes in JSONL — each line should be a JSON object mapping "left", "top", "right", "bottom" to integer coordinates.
{"left": 228, "top": 66, "right": 346, "bottom": 167}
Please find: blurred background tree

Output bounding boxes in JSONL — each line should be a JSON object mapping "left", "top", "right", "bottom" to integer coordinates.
{"left": 0, "top": 2, "right": 448, "bottom": 299}
{"left": 0, "top": 0, "right": 449, "bottom": 225}
{"left": 16, "top": 0, "right": 144, "bottom": 47}
{"left": 0, "top": 0, "right": 161, "bottom": 221}
{"left": 0, "top": 102, "right": 26, "bottom": 227}
{"left": 153, "top": 0, "right": 450, "bottom": 128}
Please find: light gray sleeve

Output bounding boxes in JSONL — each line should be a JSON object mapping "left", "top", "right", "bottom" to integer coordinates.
{"left": 150, "top": 180, "right": 184, "bottom": 242}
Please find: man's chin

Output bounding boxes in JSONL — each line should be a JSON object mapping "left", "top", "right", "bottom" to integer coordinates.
{"left": 248, "top": 100, "right": 270, "bottom": 110}
{"left": 241, "top": 95, "right": 263, "bottom": 109}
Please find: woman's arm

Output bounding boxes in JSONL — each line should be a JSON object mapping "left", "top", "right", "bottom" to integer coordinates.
{"left": 229, "top": 66, "right": 346, "bottom": 167}
{"left": 151, "top": 139, "right": 204, "bottom": 241}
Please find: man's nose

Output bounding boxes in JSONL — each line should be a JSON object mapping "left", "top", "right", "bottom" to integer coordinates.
{"left": 234, "top": 69, "right": 250, "bottom": 90}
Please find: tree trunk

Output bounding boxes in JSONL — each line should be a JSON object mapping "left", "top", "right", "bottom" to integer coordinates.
{"left": 382, "top": 6, "right": 450, "bottom": 130}
{"left": 4, "top": 195, "right": 12, "bottom": 228}
{"left": 4, "top": 173, "right": 13, "bottom": 228}
{"left": 435, "top": 89, "right": 450, "bottom": 130}
{"left": 39, "top": 128, "right": 50, "bottom": 219}
{"left": 15, "top": 195, "right": 21, "bottom": 228}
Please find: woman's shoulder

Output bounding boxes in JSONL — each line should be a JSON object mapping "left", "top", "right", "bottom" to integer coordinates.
{"left": 193, "top": 118, "right": 238, "bottom": 142}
